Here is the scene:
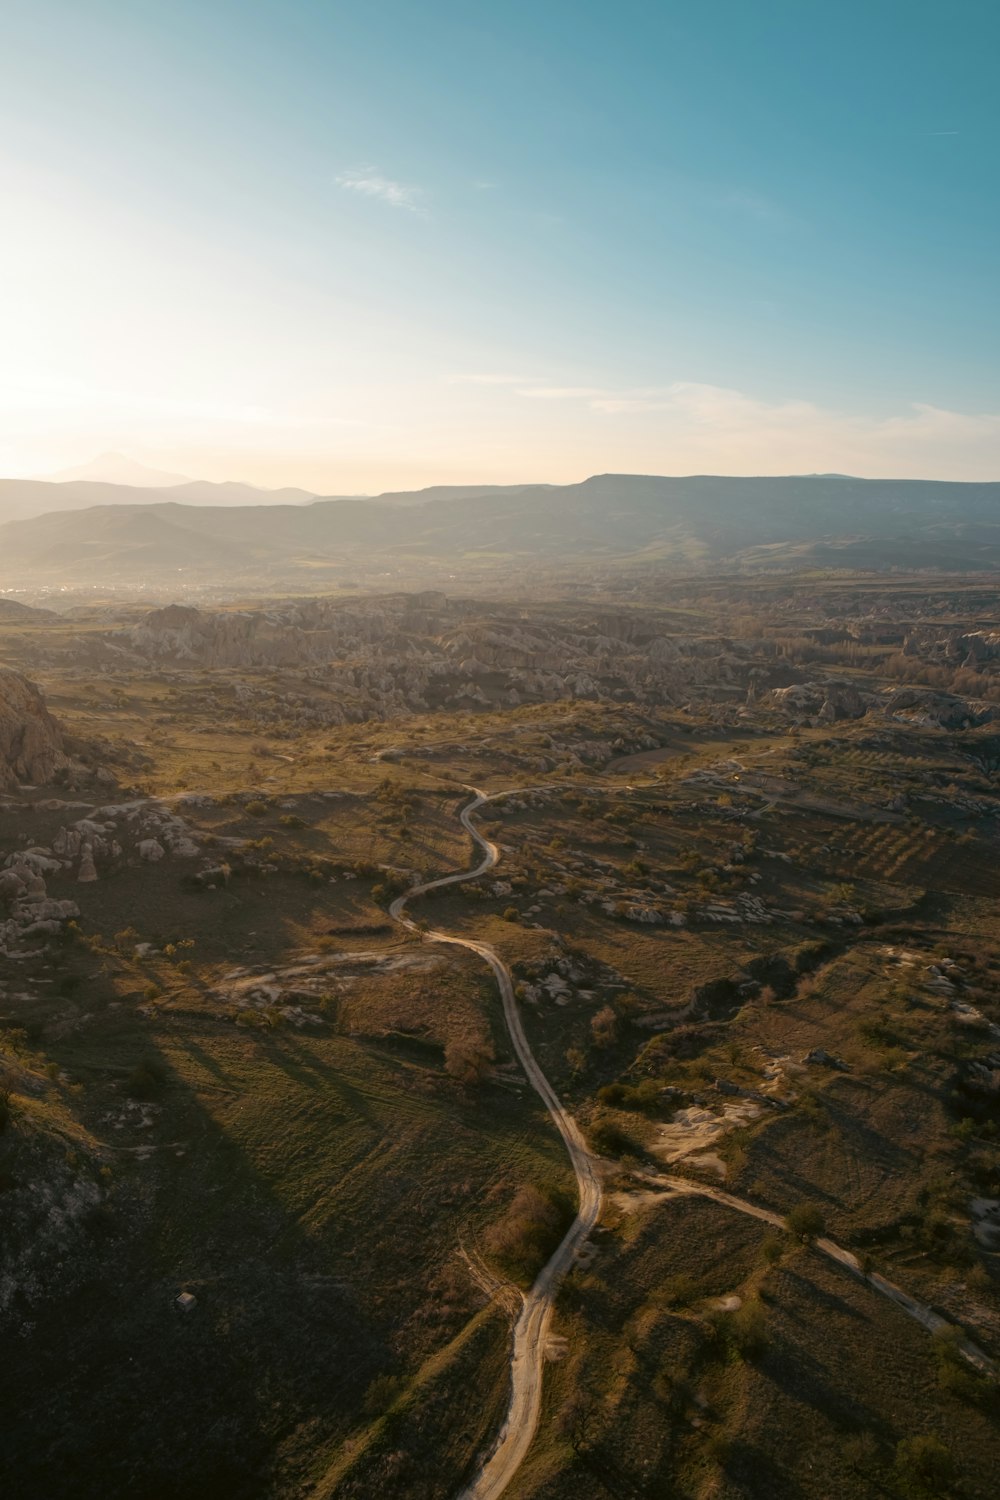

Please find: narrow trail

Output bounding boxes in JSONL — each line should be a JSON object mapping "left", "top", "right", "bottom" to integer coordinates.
{"left": 389, "top": 791, "right": 603, "bottom": 1500}
{"left": 654, "top": 1175, "right": 997, "bottom": 1379}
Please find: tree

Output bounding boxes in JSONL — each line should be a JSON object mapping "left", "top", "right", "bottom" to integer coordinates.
{"left": 726, "top": 1298, "right": 769, "bottom": 1359}
{"left": 444, "top": 1037, "right": 495, "bottom": 1086}
{"left": 892, "top": 1434, "right": 955, "bottom": 1497}
{"left": 784, "top": 1201, "right": 825, "bottom": 1240}
{"left": 558, "top": 1391, "right": 598, "bottom": 1456}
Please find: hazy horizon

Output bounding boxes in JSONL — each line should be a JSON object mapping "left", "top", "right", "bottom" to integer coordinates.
{"left": 11, "top": 456, "right": 1000, "bottom": 504}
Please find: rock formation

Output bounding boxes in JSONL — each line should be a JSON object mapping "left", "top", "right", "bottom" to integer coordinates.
{"left": 0, "top": 668, "right": 68, "bottom": 789}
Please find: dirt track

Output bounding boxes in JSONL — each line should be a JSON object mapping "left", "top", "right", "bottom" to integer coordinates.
{"left": 652, "top": 1175, "right": 997, "bottom": 1378}
{"left": 390, "top": 792, "right": 603, "bottom": 1500}
{"left": 393, "top": 788, "right": 995, "bottom": 1494}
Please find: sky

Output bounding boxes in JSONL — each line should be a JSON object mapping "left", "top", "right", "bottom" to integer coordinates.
{"left": 1, "top": 0, "right": 998, "bottom": 492}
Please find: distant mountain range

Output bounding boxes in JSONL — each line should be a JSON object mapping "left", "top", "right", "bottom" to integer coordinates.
{"left": 0, "top": 459, "right": 547, "bottom": 526}
{"left": 1, "top": 472, "right": 999, "bottom": 587}
{"left": 41, "top": 452, "right": 196, "bottom": 488}
{"left": 0, "top": 475, "right": 320, "bottom": 525}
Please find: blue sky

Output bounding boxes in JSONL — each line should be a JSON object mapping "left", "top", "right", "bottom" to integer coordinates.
{"left": 1, "top": 0, "right": 998, "bottom": 488}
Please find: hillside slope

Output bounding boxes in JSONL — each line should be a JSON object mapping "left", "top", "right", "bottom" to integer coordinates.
{"left": 2, "top": 473, "right": 1000, "bottom": 585}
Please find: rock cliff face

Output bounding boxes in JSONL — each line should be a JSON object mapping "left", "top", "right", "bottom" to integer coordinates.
{"left": 0, "top": 668, "right": 67, "bottom": 789}
{"left": 903, "top": 625, "right": 1000, "bottom": 667}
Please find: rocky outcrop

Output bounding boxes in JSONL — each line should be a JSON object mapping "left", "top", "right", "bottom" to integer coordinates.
{"left": 0, "top": 854, "right": 79, "bottom": 954}
{"left": 903, "top": 625, "right": 1000, "bottom": 667}
{"left": 51, "top": 801, "right": 201, "bottom": 876}
{"left": 881, "top": 688, "right": 997, "bottom": 729}
{"left": 0, "top": 669, "right": 68, "bottom": 789}
{"left": 0, "top": 797, "right": 202, "bottom": 951}
{"left": 763, "top": 679, "right": 868, "bottom": 722}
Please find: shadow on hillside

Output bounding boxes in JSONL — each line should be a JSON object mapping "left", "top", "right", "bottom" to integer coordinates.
{"left": 0, "top": 1034, "right": 388, "bottom": 1500}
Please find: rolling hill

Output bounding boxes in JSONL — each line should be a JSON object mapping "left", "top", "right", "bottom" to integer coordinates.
{"left": 1, "top": 473, "right": 999, "bottom": 587}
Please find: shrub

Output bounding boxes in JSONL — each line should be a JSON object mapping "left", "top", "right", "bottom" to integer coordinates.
{"left": 565, "top": 1046, "right": 587, "bottom": 1076}
{"left": 484, "top": 1184, "right": 568, "bottom": 1279}
{"left": 761, "top": 1234, "right": 784, "bottom": 1265}
{"left": 590, "top": 1005, "right": 619, "bottom": 1049}
{"left": 857, "top": 1013, "right": 895, "bottom": 1047}
{"left": 932, "top": 1326, "right": 983, "bottom": 1403}
{"left": 892, "top": 1434, "right": 955, "bottom": 1497}
{"left": 597, "top": 1078, "right": 660, "bottom": 1112}
{"left": 362, "top": 1373, "right": 404, "bottom": 1417}
{"left": 245, "top": 800, "right": 268, "bottom": 817}
{"left": 444, "top": 1037, "right": 495, "bottom": 1086}
{"left": 785, "top": 1201, "right": 825, "bottom": 1239}
{"left": 660, "top": 1272, "right": 698, "bottom": 1306}
{"left": 844, "top": 1431, "right": 880, "bottom": 1475}
{"left": 589, "top": 1116, "right": 639, "bottom": 1157}
{"left": 727, "top": 1299, "right": 769, "bottom": 1359}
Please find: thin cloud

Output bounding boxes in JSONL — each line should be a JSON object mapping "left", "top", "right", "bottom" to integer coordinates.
{"left": 517, "top": 385, "right": 605, "bottom": 400}
{"left": 497, "top": 377, "right": 1000, "bottom": 471}
{"left": 336, "top": 168, "right": 422, "bottom": 211}
{"left": 449, "top": 373, "right": 538, "bottom": 386}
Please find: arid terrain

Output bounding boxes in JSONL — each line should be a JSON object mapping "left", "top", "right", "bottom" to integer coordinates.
{"left": 2, "top": 566, "right": 1000, "bottom": 1499}
{"left": 9, "top": 0, "right": 999, "bottom": 1486}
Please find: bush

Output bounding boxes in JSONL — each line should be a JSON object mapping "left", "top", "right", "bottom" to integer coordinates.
{"left": 590, "top": 1005, "right": 619, "bottom": 1049}
{"left": 761, "top": 1234, "right": 784, "bottom": 1265}
{"left": 785, "top": 1201, "right": 825, "bottom": 1239}
{"left": 444, "top": 1037, "right": 495, "bottom": 1086}
{"left": 892, "top": 1434, "right": 955, "bottom": 1497}
{"left": 597, "top": 1078, "right": 660, "bottom": 1112}
{"left": 484, "top": 1184, "right": 568, "bottom": 1279}
{"left": 588, "top": 1116, "right": 639, "bottom": 1157}
{"left": 660, "top": 1272, "right": 698, "bottom": 1306}
{"left": 932, "top": 1326, "right": 983, "bottom": 1403}
{"left": 727, "top": 1299, "right": 769, "bottom": 1359}
{"left": 844, "top": 1431, "right": 880, "bottom": 1475}
{"left": 362, "top": 1373, "right": 404, "bottom": 1417}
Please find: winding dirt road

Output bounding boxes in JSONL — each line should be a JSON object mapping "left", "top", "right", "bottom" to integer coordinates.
{"left": 390, "top": 786, "right": 995, "bottom": 1494}
{"left": 389, "top": 791, "right": 603, "bottom": 1500}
